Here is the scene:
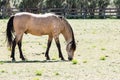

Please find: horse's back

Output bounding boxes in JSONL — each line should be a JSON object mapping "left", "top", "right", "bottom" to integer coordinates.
{"left": 13, "top": 12, "right": 65, "bottom": 36}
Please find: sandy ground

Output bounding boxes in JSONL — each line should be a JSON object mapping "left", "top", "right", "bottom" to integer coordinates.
{"left": 0, "top": 19, "right": 120, "bottom": 80}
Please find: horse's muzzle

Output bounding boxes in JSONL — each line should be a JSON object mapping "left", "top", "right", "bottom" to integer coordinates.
{"left": 68, "top": 57, "right": 73, "bottom": 61}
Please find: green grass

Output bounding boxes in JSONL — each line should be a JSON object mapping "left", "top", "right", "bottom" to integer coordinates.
{"left": 32, "top": 77, "right": 40, "bottom": 80}
{"left": 0, "top": 70, "right": 6, "bottom": 73}
{"left": 35, "top": 70, "right": 42, "bottom": 76}
{"left": 0, "top": 61, "right": 4, "bottom": 65}
{"left": 42, "top": 45, "right": 47, "bottom": 48}
{"left": 101, "top": 48, "right": 106, "bottom": 51}
{"left": 7, "top": 47, "right": 11, "bottom": 51}
{"left": 12, "top": 71, "right": 17, "bottom": 74}
{"left": 83, "top": 60, "right": 87, "bottom": 63}
{"left": 72, "top": 59, "right": 78, "bottom": 64}
{"left": 92, "top": 45, "right": 96, "bottom": 48}
{"left": 100, "top": 56, "right": 106, "bottom": 60}
{"left": 55, "top": 72, "right": 60, "bottom": 76}
{"left": 52, "top": 56, "right": 58, "bottom": 60}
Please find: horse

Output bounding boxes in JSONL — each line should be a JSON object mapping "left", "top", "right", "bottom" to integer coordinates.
{"left": 6, "top": 12, "right": 76, "bottom": 61}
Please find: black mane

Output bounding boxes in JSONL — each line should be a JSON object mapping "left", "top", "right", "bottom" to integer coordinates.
{"left": 70, "top": 26, "right": 76, "bottom": 51}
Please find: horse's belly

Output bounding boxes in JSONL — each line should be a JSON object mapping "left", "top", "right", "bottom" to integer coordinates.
{"left": 27, "top": 28, "right": 50, "bottom": 36}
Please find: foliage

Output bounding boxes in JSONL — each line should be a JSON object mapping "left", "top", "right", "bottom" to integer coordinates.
{"left": 45, "top": 0, "right": 65, "bottom": 8}
{"left": 88, "top": 0, "right": 98, "bottom": 18}
{"left": 19, "top": 0, "right": 42, "bottom": 8}
{"left": 114, "top": 0, "right": 120, "bottom": 18}
{"left": 98, "top": 0, "right": 110, "bottom": 8}
{"left": 114, "top": 0, "right": 120, "bottom": 8}
{"left": 0, "top": 0, "right": 11, "bottom": 18}
{"left": 97, "top": 0, "right": 110, "bottom": 18}
{"left": 0, "top": 0, "right": 119, "bottom": 18}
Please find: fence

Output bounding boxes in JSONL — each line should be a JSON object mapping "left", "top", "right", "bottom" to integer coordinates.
{"left": 0, "top": 8, "right": 120, "bottom": 18}
{"left": 48, "top": 8, "right": 120, "bottom": 18}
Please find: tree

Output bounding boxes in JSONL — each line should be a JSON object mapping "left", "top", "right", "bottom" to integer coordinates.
{"left": 114, "top": 0, "right": 120, "bottom": 18}
{"left": 19, "top": 0, "right": 43, "bottom": 12}
{"left": 97, "top": 0, "right": 110, "bottom": 18}
{"left": 0, "top": 0, "right": 11, "bottom": 18}
{"left": 45, "top": 0, "right": 64, "bottom": 8}
{"left": 88, "top": 0, "right": 98, "bottom": 18}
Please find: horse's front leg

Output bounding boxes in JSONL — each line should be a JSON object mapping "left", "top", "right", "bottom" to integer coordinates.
{"left": 11, "top": 38, "right": 16, "bottom": 61}
{"left": 54, "top": 37, "right": 65, "bottom": 60}
{"left": 45, "top": 35, "right": 53, "bottom": 60}
{"left": 18, "top": 41, "right": 25, "bottom": 61}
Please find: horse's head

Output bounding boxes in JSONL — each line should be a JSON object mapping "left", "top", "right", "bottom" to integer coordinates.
{"left": 66, "top": 41, "right": 76, "bottom": 61}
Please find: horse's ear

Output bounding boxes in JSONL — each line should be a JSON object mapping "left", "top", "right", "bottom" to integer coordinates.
{"left": 58, "top": 16, "right": 63, "bottom": 19}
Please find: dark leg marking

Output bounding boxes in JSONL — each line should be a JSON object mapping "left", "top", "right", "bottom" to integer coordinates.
{"left": 18, "top": 41, "right": 25, "bottom": 61}
{"left": 55, "top": 38, "right": 65, "bottom": 60}
{"left": 11, "top": 38, "right": 16, "bottom": 61}
{"left": 45, "top": 36, "right": 53, "bottom": 60}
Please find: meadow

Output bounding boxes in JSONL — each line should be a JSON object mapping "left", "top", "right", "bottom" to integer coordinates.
{"left": 0, "top": 19, "right": 120, "bottom": 80}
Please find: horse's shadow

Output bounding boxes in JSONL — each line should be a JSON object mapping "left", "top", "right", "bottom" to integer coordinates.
{"left": 0, "top": 60, "right": 69, "bottom": 64}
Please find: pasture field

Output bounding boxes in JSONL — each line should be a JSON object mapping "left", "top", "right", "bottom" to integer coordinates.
{"left": 0, "top": 19, "right": 120, "bottom": 80}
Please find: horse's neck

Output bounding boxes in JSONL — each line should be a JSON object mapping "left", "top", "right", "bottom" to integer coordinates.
{"left": 62, "top": 26, "right": 73, "bottom": 44}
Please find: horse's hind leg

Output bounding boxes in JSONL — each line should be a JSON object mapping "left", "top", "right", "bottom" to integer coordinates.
{"left": 54, "top": 37, "right": 65, "bottom": 60}
{"left": 45, "top": 35, "right": 53, "bottom": 60}
{"left": 16, "top": 34, "right": 25, "bottom": 61}
{"left": 11, "top": 38, "right": 16, "bottom": 61}
{"left": 18, "top": 41, "right": 25, "bottom": 61}
{"left": 15, "top": 33, "right": 25, "bottom": 61}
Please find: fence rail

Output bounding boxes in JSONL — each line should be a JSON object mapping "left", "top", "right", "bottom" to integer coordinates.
{"left": 0, "top": 8, "right": 120, "bottom": 18}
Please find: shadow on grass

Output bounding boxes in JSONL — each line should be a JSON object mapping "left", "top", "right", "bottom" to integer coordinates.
{"left": 0, "top": 60, "right": 69, "bottom": 64}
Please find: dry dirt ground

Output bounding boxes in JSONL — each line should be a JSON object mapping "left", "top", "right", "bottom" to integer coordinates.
{"left": 0, "top": 19, "right": 120, "bottom": 80}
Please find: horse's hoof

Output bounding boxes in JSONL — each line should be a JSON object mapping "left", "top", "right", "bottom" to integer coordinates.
{"left": 61, "top": 57, "right": 65, "bottom": 61}
{"left": 46, "top": 57, "right": 50, "bottom": 60}
{"left": 61, "top": 59, "right": 65, "bottom": 61}
{"left": 21, "top": 58, "right": 26, "bottom": 61}
{"left": 68, "top": 57, "right": 73, "bottom": 61}
{"left": 12, "top": 59, "right": 16, "bottom": 62}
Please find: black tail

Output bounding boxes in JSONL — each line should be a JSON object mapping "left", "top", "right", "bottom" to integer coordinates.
{"left": 6, "top": 16, "right": 15, "bottom": 48}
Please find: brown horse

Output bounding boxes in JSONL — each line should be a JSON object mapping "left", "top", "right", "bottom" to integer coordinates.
{"left": 6, "top": 12, "right": 76, "bottom": 61}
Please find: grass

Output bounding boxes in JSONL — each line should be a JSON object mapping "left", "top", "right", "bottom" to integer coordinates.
{"left": 0, "top": 70, "right": 6, "bottom": 73}
{"left": 100, "top": 56, "right": 106, "bottom": 60}
{"left": 32, "top": 77, "right": 40, "bottom": 80}
{"left": 7, "top": 47, "right": 11, "bottom": 51}
{"left": 101, "top": 48, "right": 106, "bottom": 51}
{"left": 0, "top": 61, "right": 4, "bottom": 65}
{"left": 83, "top": 60, "right": 87, "bottom": 63}
{"left": 12, "top": 71, "right": 17, "bottom": 74}
{"left": 72, "top": 59, "right": 78, "bottom": 64}
{"left": 42, "top": 45, "right": 47, "bottom": 48}
{"left": 52, "top": 56, "right": 58, "bottom": 60}
{"left": 92, "top": 45, "right": 96, "bottom": 48}
{"left": 55, "top": 72, "right": 60, "bottom": 76}
{"left": 0, "top": 19, "right": 120, "bottom": 80}
{"left": 35, "top": 70, "right": 42, "bottom": 76}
